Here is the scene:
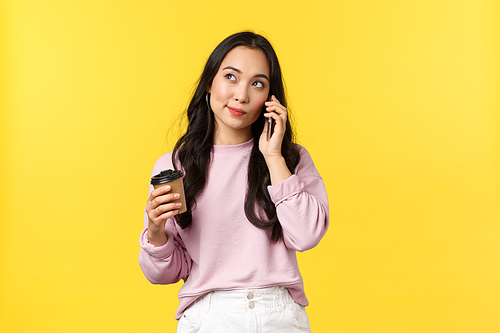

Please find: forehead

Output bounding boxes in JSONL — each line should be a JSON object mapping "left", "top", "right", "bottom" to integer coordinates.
{"left": 220, "top": 46, "right": 270, "bottom": 75}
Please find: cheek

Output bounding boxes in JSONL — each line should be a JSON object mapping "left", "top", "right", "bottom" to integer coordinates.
{"left": 211, "top": 81, "right": 231, "bottom": 102}
{"left": 253, "top": 95, "right": 268, "bottom": 110}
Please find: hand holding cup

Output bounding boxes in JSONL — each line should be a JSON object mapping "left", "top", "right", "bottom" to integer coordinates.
{"left": 146, "top": 170, "right": 186, "bottom": 245}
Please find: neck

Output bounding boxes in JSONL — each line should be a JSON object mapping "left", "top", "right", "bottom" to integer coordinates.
{"left": 213, "top": 127, "right": 253, "bottom": 146}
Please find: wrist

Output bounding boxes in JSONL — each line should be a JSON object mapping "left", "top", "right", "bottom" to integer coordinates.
{"left": 147, "top": 226, "right": 168, "bottom": 246}
{"left": 265, "top": 155, "right": 292, "bottom": 186}
{"left": 263, "top": 153, "right": 285, "bottom": 164}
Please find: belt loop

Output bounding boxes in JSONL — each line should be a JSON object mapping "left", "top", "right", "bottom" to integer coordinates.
{"left": 279, "top": 287, "right": 286, "bottom": 307}
{"left": 207, "top": 291, "right": 214, "bottom": 313}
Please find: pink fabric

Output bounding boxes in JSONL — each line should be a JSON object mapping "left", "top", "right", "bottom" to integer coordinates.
{"left": 139, "top": 140, "right": 329, "bottom": 319}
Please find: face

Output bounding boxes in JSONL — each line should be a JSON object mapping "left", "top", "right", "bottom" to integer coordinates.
{"left": 207, "top": 46, "right": 271, "bottom": 144}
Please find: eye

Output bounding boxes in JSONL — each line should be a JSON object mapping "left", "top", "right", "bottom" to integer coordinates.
{"left": 252, "top": 81, "right": 264, "bottom": 88}
{"left": 224, "top": 73, "right": 236, "bottom": 81}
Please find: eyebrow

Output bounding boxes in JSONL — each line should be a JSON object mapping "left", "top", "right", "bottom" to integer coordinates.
{"left": 223, "top": 66, "right": 270, "bottom": 81}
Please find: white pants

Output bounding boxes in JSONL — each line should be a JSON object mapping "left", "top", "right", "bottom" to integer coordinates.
{"left": 176, "top": 287, "right": 311, "bottom": 333}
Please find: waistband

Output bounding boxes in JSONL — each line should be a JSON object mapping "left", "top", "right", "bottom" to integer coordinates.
{"left": 187, "top": 287, "right": 295, "bottom": 313}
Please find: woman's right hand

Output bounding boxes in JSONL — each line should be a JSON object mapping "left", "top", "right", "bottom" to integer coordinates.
{"left": 145, "top": 185, "right": 181, "bottom": 246}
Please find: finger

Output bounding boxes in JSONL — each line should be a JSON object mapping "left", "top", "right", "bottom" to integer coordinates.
{"left": 148, "top": 186, "right": 171, "bottom": 206}
{"left": 158, "top": 209, "right": 179, "bottom": 222}
{"left": 148, "top": 200, "right": 181, "bottom": 222}
{"left": 147, "top": 192, "right": 180, "bottom": 219}
{"left": 265, "top": 99, "right": 283, "bottom": 108}
{"left": 265, "top": 95, "right": 284, "bottom": 107}
{"left": 265, "top": 102, "right": 287, "bottom": 116}
{"left": 265, "top": 95, "right": 279, "bottom": 103}
{"left": 264, "top": 109, "right": 287, "bottom": 127}
{"left": 150, "top": 207, "right": 179, "bottom": 225}
{"left": 263, "top": 111, "right": 280, "bottom": 122}
{"left": 150, "top": 185, "right": 172, "bottom": 199}
{"left": 155, "top": 202, "right": 182, "bottom": 216}
{"left": 262, "top": 115, "right": 269, "bottom": 131}
{"left": 153, "top": 192, "right": 180, "bottom": 206}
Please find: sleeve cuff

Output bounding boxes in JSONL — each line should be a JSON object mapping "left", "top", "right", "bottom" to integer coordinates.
{"left": 267, "top": 174, "right": 304, "bottom": 205}
{"left": 139, "top": 228, "right": 177, "bottom": 259}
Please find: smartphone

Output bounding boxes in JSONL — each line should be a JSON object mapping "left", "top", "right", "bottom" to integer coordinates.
{"left": 266, "top": 96, "right": 274, "bottom": 141}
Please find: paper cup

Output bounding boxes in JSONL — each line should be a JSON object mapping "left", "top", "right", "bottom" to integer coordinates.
{"left": 150, "top": 169, "right": 187, "bottom": 214}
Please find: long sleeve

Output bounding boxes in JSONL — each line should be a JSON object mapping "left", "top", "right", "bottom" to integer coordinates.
{"left": 267, "top": 146, "right": 329, "bottom": 252}
{"left": 138, "top": 217, "right": 192, "bottom": 284}
{"left": 138, "top": 153, "right": 192, "bottom": 284}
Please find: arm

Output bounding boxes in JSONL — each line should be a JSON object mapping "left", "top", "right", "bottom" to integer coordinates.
{"left": 139, "top": 217, "right": 192, "bottom": 284}
{"left": 268, "top": 146, "right": 329, "bottom": 252}
{"left": 259, "top": 95, "right": 292, "bottom": 186}
{"left": 138, "top": 153, "right": 192, "bottom": 284}
{"left": 259, "top": 97, "right": 329, "bottom": 251}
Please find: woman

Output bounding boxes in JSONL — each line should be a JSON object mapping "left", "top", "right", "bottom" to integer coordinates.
{"left": 139, "top": 31, "right": 329, "bottom": 333}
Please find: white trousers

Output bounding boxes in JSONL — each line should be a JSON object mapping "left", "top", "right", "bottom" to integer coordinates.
{"left": 176, "top": 287, "right": 311, "bottom": 333}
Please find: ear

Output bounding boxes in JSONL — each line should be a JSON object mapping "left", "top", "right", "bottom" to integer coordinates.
{"left": 206, "top": 85, "right": 211, "bottom": 93}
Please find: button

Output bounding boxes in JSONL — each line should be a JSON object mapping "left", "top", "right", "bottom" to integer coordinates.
{"left": 247, "top": 292, "right": 254, "bottom": 300}
{"left": 248, "top": 301, "right": 255, "bottom": 309}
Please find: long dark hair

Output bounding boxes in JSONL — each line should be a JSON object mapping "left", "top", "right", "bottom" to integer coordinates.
{"left": 172, "top": 31, "right": 300, "bottom": 242}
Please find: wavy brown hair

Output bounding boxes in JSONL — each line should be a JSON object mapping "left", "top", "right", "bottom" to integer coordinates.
{"left": 172, "top": 31, "right": 300, "bottom": 242}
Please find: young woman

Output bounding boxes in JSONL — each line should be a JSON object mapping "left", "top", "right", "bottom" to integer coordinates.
{"left": 139, "top": 31, "right": 329, "bottom": 333}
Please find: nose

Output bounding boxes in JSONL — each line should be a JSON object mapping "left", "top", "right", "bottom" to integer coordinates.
{"left": 234, "top": 84, "right": 249, "bottom": 103}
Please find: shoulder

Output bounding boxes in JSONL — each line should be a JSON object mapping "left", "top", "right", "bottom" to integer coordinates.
{"left": 294, "top": 143, "right": 313, "bottom": 162}
{"left": 294, "top": 144, "right": 308, "bottom": 156}
{"left": 293, "top": 144, "right": 321, "bottom": 177}
{"left": 150, "top": 151, "right": 175, "bottom": 177}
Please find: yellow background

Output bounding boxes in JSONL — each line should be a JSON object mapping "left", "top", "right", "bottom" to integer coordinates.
{"left": 1, "top": 0, "right": 499, "bottom": 332}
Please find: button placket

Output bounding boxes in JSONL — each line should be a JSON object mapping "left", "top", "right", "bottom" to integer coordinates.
{"left": 247, "top": 292, "right": 255, "bottom": 309}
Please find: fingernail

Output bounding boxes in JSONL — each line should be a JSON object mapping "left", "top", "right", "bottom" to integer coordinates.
{"left": 174, "top": 193, "right": 180, "bottom": 199}
{"left": 165, "top": 186, "right": 171, "bottom": 191}
{"left": 176, "top": 203, "right": 182, "bottom": 208}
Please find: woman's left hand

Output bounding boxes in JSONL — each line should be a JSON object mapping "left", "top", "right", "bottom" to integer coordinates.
{"left": 259, "top": 95, "right": 293, "bottom": 185}
{"left": 259, "top": 95, "right": 287, "bottom": 159}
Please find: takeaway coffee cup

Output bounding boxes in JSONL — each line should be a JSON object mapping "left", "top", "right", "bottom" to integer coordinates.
{"left": 150, "top": 169, "right": 187, "bottom": 214}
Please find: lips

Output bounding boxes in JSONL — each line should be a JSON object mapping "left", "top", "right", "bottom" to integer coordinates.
{"left": 227, "top": 106, "right": 246, "bottom": 116}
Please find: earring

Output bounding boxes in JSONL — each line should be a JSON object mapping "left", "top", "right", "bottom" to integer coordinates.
{"left": 206, "top": 93, "right": 212, "bottom": 111}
